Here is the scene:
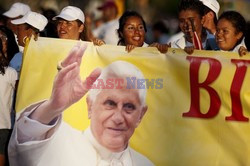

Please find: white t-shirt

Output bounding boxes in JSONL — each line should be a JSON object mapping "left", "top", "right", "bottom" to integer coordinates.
{"left": 0, "top": 67, "right": 17, "bottom": 129}
{"left": 232, "top": 38, "right": 246, "bottom": 53}
{"left": 93, "top": 19, "right": 119, "bottom": 45}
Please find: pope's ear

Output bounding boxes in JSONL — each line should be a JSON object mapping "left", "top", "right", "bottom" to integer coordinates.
{"left": 86, "top": 96, "right": 93, "bottom": 119}
{"left": 135, "top": 105, "right": 148, "bottom": 127}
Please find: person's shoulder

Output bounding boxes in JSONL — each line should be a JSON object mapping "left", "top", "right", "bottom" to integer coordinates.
{"left": 11, "top": 52, "right": 23, "bottom": 61}
{"left": 60, "top": 121, "right": 83, "bottom": 136}
{"left": 143, "top": 42, "right": 149, "bottom": 47}
{"left": 55, "top": 122, "right": 93, "bottom": 149}
{"left": 129, "top": 147, "right": 155, "bottom": 166}
{"left": 9, "top": 52, "right": 23, "bottom": 68}
{"left": 168, "top": 32, "right": 184, "bottom": 44}
{"left": 171, "top": 37, "right": 185, "bottom": 49}
{"left": 232, "top": 38, "right": 246, "bottom": 52}
{"left": 5, "top": 67, "right": 17, "bottom": 79}
{"left": 5, "top": 66, "right": 16, "bottom": 73}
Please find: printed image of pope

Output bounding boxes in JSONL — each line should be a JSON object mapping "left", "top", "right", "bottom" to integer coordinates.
{"left": 8, "top": 43, "right": 154, "bottom": 166}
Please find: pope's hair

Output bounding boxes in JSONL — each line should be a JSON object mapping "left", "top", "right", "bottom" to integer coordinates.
{"left": 88, "top": 61, "right": 147, "bottom": 106}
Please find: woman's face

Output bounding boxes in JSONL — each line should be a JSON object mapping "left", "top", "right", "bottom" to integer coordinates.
{"left": 216, "top": 18, "right": 243, "bottom": 51}
{"left": 56, "top": 19, "right": 84, "bottom": 40}
{"left": 16, "top": 24, "right": 32, "bottom": 47}
{"left": 0, "top": 31, "right": 8, "bottom": 55}
{"left": 122, "top": 16, "right": 146, "bottom": 47}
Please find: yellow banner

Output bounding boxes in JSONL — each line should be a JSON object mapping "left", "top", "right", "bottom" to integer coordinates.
{"left": 17, "top": 37, "right": 250, "bottom": 166}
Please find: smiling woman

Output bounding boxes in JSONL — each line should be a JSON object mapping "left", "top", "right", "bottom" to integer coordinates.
{"left": 53, "top": 6, "right": 85, "bottom": 40}
{"left": 117, "top": 10, "right": 147, "bottom": 52}
{"left": 117, "top": 10, "right": 169, "bottom": 53}
{"left": 52, "top": 6, "right": 105, "bottom": 46}
{"left": 216, "top": 11, "right": 247, "bottom": 56}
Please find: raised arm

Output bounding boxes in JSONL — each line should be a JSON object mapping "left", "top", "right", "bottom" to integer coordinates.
{"left": 29, "top": 43, "right": 101, "bottom": 124}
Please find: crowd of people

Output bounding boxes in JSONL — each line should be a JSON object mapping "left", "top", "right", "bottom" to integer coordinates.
{"left": 0, "top": 0, "right": 250, "bottom": 165}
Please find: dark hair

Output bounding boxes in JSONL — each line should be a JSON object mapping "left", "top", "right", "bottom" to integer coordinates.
{"left": 218, "top": 11, "right": 246, "bottom": 42}
{"left": 40, "top": 8, "right": 58, "bottom": 38}
{"left": 78, "top": 20, "right": 91, "bottom": 41}
{"left": 0, "top": 14, "right": 7, "bottom": 26}
{"left": 178, "top": 0, "right": 205, "bottom": 18}
{"left": 117, "top": 11, "right": 147, "bottom": 46}
{"left": 0, "top": 39, "right": 9, "bottom": 75}
{"left": 0, "top": 26, "right": 19, "bottom": 62}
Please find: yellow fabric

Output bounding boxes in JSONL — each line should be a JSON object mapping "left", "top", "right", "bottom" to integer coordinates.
{"left": 114, "top": 0, "right": 125, "bottom": 17}
{"left": 17, "top": 37, "right": 250, "bottom": 166}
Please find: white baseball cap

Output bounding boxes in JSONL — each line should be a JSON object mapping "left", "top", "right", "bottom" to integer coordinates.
{"left": 11, "top": 11, "right": 48, "bottom": 31}
{"left": 3, "top": 2, "right": 31, "bottom": 18}
{"left": 52, "top": 6, "right": 85, "bottom": 24}
{"left": 200, "top": 0, "right": 220, "bottom": 18}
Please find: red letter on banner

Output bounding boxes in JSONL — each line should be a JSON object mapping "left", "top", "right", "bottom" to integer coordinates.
{"left": 225, "top": 59, "right": 250, "bottom": 122}
{"left": 183, "top": 56, "right": 221, "bottom": 118}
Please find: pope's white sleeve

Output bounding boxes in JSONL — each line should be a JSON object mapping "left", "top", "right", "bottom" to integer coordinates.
{"left": 8, "top": 101, "right": 62, "bottom": 166}
{"left": 17, "top": 111, "right": 60, "bottom": 143}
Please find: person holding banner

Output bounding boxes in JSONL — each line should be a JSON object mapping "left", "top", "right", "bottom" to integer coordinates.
{"left": 10, "top": 11, "right": 48, "bottom": 77}
{"left": 216, "top": 11, "right": 248, "bottom": 56}
{"left": 171, "top": 0, "right": 219, "bottom": 51}
{"left": 3, "top": 2, "right": 31, "bottom": 51}
{"left": 53, "top": 6, "right": 104, "bottom": 46}
{"left": 117, "top": 10, "right": 169, "bottom": 53}
{"left": 168, "top": 0, "right": 220, "bottom": 51}
{"left": 8, "top": 43, "right": 154, "bottom": 166}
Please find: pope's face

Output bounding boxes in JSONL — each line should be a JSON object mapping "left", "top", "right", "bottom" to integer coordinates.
{"left": 87, "top": 87, "right": 147, "bottom": 152}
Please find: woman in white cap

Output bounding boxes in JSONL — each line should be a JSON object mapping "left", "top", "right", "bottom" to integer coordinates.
{"left": 3, "top": 2, "right": 31, "bottom": 51}
{"left": 53, "top": 6, "right": 104, "bottom": 45}
{"left": 9, "top": 11, "right": 48, "bottom": 77}
{"left": 3, "top": 2, "right": 31, "bottom": 36}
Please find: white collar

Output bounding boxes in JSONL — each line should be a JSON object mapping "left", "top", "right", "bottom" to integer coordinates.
{"left": 19, "top": 46, "right": 24, "bottom": 53}
{"left": 84, "top": 127, "right": 129, "bottom": 162}
{"left": 142, "top": 42, "right": 149, "bottom": 47}
{"left": 232, "top": 37, "right": 246, "bottom": 52}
